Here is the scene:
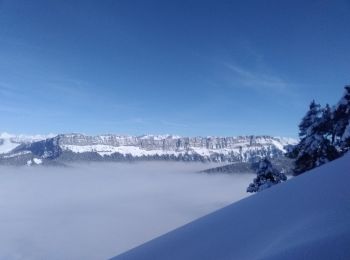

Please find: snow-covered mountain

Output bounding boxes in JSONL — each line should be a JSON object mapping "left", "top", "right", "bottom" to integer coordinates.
{"left": 111, "top": 152, "right": 350, "bottom": 260}
{"left": 0, "top": 132, "right": 55, "bottom": 154}
{"left": 0, "top": 133, "right": 297, "bottom": 165}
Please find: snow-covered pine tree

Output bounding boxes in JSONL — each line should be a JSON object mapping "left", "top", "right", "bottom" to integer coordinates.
{"left": 293, "top": 133, "right": 339, "bottom": 175}
{"left": 316, "top": 104, "right": 335, "bottom": 143}
{"left": 342, "top": 122, "right": 350, "bottom": 152}
{"left": 298, "top": 100, "right": 322, "bottom": 139}
{"left": 291, "top": 101, "right": 340, "bottom": 175}
{"left": 288, "top": 86, "right": 350, "bottom": 175}
{"left": 247, "top": 158, "right": 287, "bottom": 193}
{"left": 287, "top": 100, "right": 321, "bottom": 163}
{"left": 333, "top": 86, "right": 350, "bottom": 149}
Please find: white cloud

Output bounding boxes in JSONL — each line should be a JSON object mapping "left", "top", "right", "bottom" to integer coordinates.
{"left": 223, "top": 63, "right": 289, "bottom": 92}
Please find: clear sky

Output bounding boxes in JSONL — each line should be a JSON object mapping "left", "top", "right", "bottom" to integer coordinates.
{"left": 0, "top": 0, "right": 349, "bottom": 137}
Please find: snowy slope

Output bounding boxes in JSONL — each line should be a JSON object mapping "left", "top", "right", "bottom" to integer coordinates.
{"left": 112, "top": 153, "right": 350, "bottom": 260}
{"left": 0, "top": 136, "right": 19, "bottom": 154}
{"left": 0, "top": 132, "right": 55, "bottom": 154}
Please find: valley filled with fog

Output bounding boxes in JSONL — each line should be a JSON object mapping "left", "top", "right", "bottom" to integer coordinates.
{"left": 0, "top": 162, "right": 253, "bottom": 260}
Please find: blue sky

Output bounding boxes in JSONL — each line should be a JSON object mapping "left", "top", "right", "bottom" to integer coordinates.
{"left": 0, "top": 0, "right": 349, "bottom": 137}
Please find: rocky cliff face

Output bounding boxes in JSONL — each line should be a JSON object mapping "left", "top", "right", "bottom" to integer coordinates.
{"left": 0, "top": 133, "right": 297, "bottom": 165}
{"left": 57, "top": 134, "right": 294, "bottom": 151}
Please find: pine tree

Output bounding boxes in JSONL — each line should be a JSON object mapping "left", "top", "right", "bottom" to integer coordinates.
{"left": 316, "top": 104, "right": 335, "bottom": 143}
{"left": 333, "top": 86, "right": 350, "bottom": 149}
{"left": 290, "top": 101, "right": 340, "bottom": 175}
{"left": 293, "top": 133, "right": 339, "bottom": 175}
{"left": 342, "top": 122, "right": 350, "bottom": 152}
{"left": 247, "top": 158, "right": 287, "bottom": 193}
{"left": 288, "top": 86, "right": 350, "bottom": 176}
{"left": 287, "top": 101, "right": 321, "bottom": 164}
{"left": 298, "top": 100, "right": 322, "bottom": 139}
{"left": 333, "top": 86, "right": 350, "bottom": 148}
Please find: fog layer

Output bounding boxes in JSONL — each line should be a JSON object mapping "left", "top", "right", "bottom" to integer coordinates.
{"left": 0, "top": 162, "right": 253, "bottom": 260}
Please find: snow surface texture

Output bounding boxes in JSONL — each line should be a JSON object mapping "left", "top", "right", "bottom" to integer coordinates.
{"left": 0, "top": 162, "right": 253, "bottom": 260}
{"left": 113, "top": 153, "right": 350, "bottom": 260}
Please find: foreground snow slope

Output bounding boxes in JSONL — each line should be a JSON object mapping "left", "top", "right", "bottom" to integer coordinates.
{"left": 112, "top": 153, "right": 350, "bottom": 260}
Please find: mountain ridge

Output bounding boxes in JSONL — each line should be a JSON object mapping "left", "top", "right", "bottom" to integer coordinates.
{"left": 0, "top": 133, "right": 297, "bottom": 166}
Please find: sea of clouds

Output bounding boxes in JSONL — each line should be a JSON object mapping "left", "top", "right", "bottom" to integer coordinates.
{"left": 0, "top": 162, "right": 254, "bottom": 259}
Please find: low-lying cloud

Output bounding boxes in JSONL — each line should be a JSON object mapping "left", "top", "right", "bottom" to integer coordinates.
{"left": 0, "top": 162, "right": 254, "bottom": 260}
